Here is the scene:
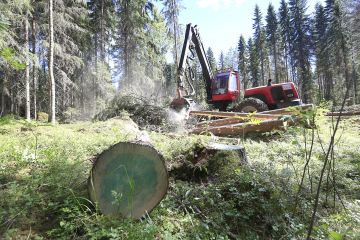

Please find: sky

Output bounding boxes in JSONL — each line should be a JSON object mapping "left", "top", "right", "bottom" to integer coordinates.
{"left": 173, "top": 0, "right": 325, "bottom": 61}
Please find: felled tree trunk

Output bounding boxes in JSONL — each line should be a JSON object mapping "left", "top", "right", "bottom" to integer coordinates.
{"left": 88, "top": 141, "right": 168, "bottom": 219}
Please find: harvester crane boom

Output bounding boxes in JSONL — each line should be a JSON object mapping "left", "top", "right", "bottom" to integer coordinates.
{"left": 177, "top": 23, "right": 213, "bottom": 101}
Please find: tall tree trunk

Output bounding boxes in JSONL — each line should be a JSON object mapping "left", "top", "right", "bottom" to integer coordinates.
{"left": 1, "top": 73, "right": 7, "bottom": 116}
{"left": 10, "top": 77, "right": 14, "bottom": 113}
{"left": 274, "top": 43, "right": 278, "bottom": 83}
{"left": 172, "top": 0, "right": 178, "bottom": 66}
{"left": 260, "top": 48, "right": 265, "bottom": 85}
{"left": 94, "top": 34, "right": 98, "bottom": 115}
{"left": 100, "top": 0, "right": 105, "bottom": 61}
{"left": 49, "top": 0, "right": 55, "bottom": 124}
{"left": 32, "top": 18, "right": 37, "bottom": 120}
{"left": 25, "top": 17, "right": 30, "bottom": 121}
{"left": 284, "top": 45, "right": 289, "bottom": 82}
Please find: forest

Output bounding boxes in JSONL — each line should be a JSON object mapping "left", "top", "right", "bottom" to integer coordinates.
{"left": 0, "top": 0, "right": 360, "bottom": 239}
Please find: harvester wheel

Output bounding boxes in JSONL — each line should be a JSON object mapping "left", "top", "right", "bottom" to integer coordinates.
{"left": 234, "top": 98, "right": 268, "bottom": 113}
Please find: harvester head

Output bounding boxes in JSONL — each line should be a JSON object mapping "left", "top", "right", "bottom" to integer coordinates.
{"left": 170, "top": 96, "right": 196, "bottom": 111}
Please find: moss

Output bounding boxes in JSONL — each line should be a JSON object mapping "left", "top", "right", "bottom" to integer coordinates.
{"left": 0, "top": 116, "right": 359, "bottom": 239}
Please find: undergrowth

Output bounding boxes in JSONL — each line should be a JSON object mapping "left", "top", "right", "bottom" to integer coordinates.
{"left": 0, "top": 114, "right": 359, "bottom": 239}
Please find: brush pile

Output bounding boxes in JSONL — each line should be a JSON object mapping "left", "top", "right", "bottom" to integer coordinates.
{"left": 94, "top": 94, "right": 168, "bottom": 129}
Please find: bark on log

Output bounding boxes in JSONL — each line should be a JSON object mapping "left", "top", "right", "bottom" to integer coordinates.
{"left": 196, "top": 117, "right": 247, "bottom": 128}
{"left": 189, "top": 110, "right": 280, "bottom": 119}
{"left": 192, "top": 119, "right": 291, "bottom": 137}
{"left": 260, "top": 104, "right": 314, "bottom": 115}
{"left": 325, "top": 111, "right": 360, "bottom": 116}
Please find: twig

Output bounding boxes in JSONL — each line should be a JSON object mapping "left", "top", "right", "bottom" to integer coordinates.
{"left": 306, "top": 32, "right": 352, "bottom": 238}
{"left": 294, "top": 115, "right": 315, "bottom": 211}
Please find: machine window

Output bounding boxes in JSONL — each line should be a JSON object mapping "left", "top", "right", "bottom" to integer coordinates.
{"left": 228, "top": 74, "right": 237, "bottom": 91}
{"left": 213, "top": 73, "right": 229, "bottom": 94}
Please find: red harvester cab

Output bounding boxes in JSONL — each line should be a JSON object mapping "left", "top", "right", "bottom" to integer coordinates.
{"left": 210, "top": 70, "right": 240, "bottom": 110}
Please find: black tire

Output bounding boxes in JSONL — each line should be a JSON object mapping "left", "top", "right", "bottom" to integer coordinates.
{"left": 233, "top": 98, "right": 269, "bottom": 113}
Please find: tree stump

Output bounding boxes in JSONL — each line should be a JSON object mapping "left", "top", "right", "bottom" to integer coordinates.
{"left": 169, "top": 142, "right": 247, "bottom": 181}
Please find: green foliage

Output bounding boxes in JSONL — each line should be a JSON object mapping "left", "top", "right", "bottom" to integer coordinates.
{"left": 0, "top": 112, "right": 359, "bottom": 239}
{"left": 0, "top": 48, "right": 26, "bottom": 70}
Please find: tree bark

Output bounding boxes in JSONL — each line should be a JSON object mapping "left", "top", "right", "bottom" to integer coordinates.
{"left": 1, "top": 73, "right": 7, "bottom": 116}
{"left": 100, "top": 0, "right": 105, "bottom": 61}
{"left": 49, "top": 0, "right": 55, "bottom": 124}
{"left": 25, "top": 16, "right": 30, "bottom": 121}
{"left": 32, "top": 18, "right": 37, "bottom": 120}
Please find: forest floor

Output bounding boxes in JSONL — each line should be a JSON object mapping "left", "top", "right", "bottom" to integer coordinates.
{"left": 0, "top": 113, "right": 359, "bottom": 239}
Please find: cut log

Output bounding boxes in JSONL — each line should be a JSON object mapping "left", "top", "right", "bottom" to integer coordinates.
{"left": 260, "top": 104, "right": 314, "bottom": 115}
{"left": 196, "top": 117, "right": 247, "bottom": 128}
{"left": 325, "top": 111, "right": 360, "bottom": 116}
{"left": 192, "top": 119, "right": 290, "bottom": 137}
{"left": 189, "top": 110, "right": 280, "bottom": 119}
{"left": 88, "top": 141, "right": 168, "bottom": 219}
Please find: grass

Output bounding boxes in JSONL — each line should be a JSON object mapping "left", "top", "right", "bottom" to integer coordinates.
{"left": 0, "top": 114, "right": 359, "bottom": 239}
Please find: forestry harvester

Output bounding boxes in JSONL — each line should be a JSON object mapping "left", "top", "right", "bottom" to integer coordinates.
{"left": 170, "top": 23, "right": 302, "bottom": 112}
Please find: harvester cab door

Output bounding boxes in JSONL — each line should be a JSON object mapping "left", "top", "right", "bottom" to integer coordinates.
{"left": 212, "top": 72, "right": 229, "bottom": 95}
{"left": 211, "top": 71, "right": 240, "bottom": 103}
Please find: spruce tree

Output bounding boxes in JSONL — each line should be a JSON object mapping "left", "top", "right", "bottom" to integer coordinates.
{"left": 161, "top": 0, "right": 183, "bottom": 65}
{"left": 253, "top": 4, "right": 266, "bottom": 85}
{"left": 314, "top": 3, "right": 332, "bottom": 101}
{"left": 289, "top": 0, "right": 313, "bottom": 102}
{"left": 248, "top": 37, "right": 259, "bottom": 87}
{"left": 265, "top": 3, "right": 279, "bottom": 83}
{"left": 88, "top": 0, "right": 116, "bottom": 61}
{"left": 238, "top": 35, "right": 249, "bottom": 90}
{"left": 218, "top": 51, "right": 225, "bottom": 70}
{"left": 279, "top": 0, "right": 293, "bottom": 82}
{"left": 347, "top": 0, "right": 360, "bottom": 103}
{"left": 326, "top": 0, "right": 352, "bottom": 103}
{"left": 206, "top": 47, "right": 217, "bottom": 74}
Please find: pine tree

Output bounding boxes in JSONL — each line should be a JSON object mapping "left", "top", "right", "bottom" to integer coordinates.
{"left": 265, "top": 3, "right": 279, "bottom": 83}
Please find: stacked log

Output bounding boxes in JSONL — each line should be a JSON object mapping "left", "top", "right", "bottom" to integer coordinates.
{"left": 190, "top": 104, "right": 313, "bottom": 137}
